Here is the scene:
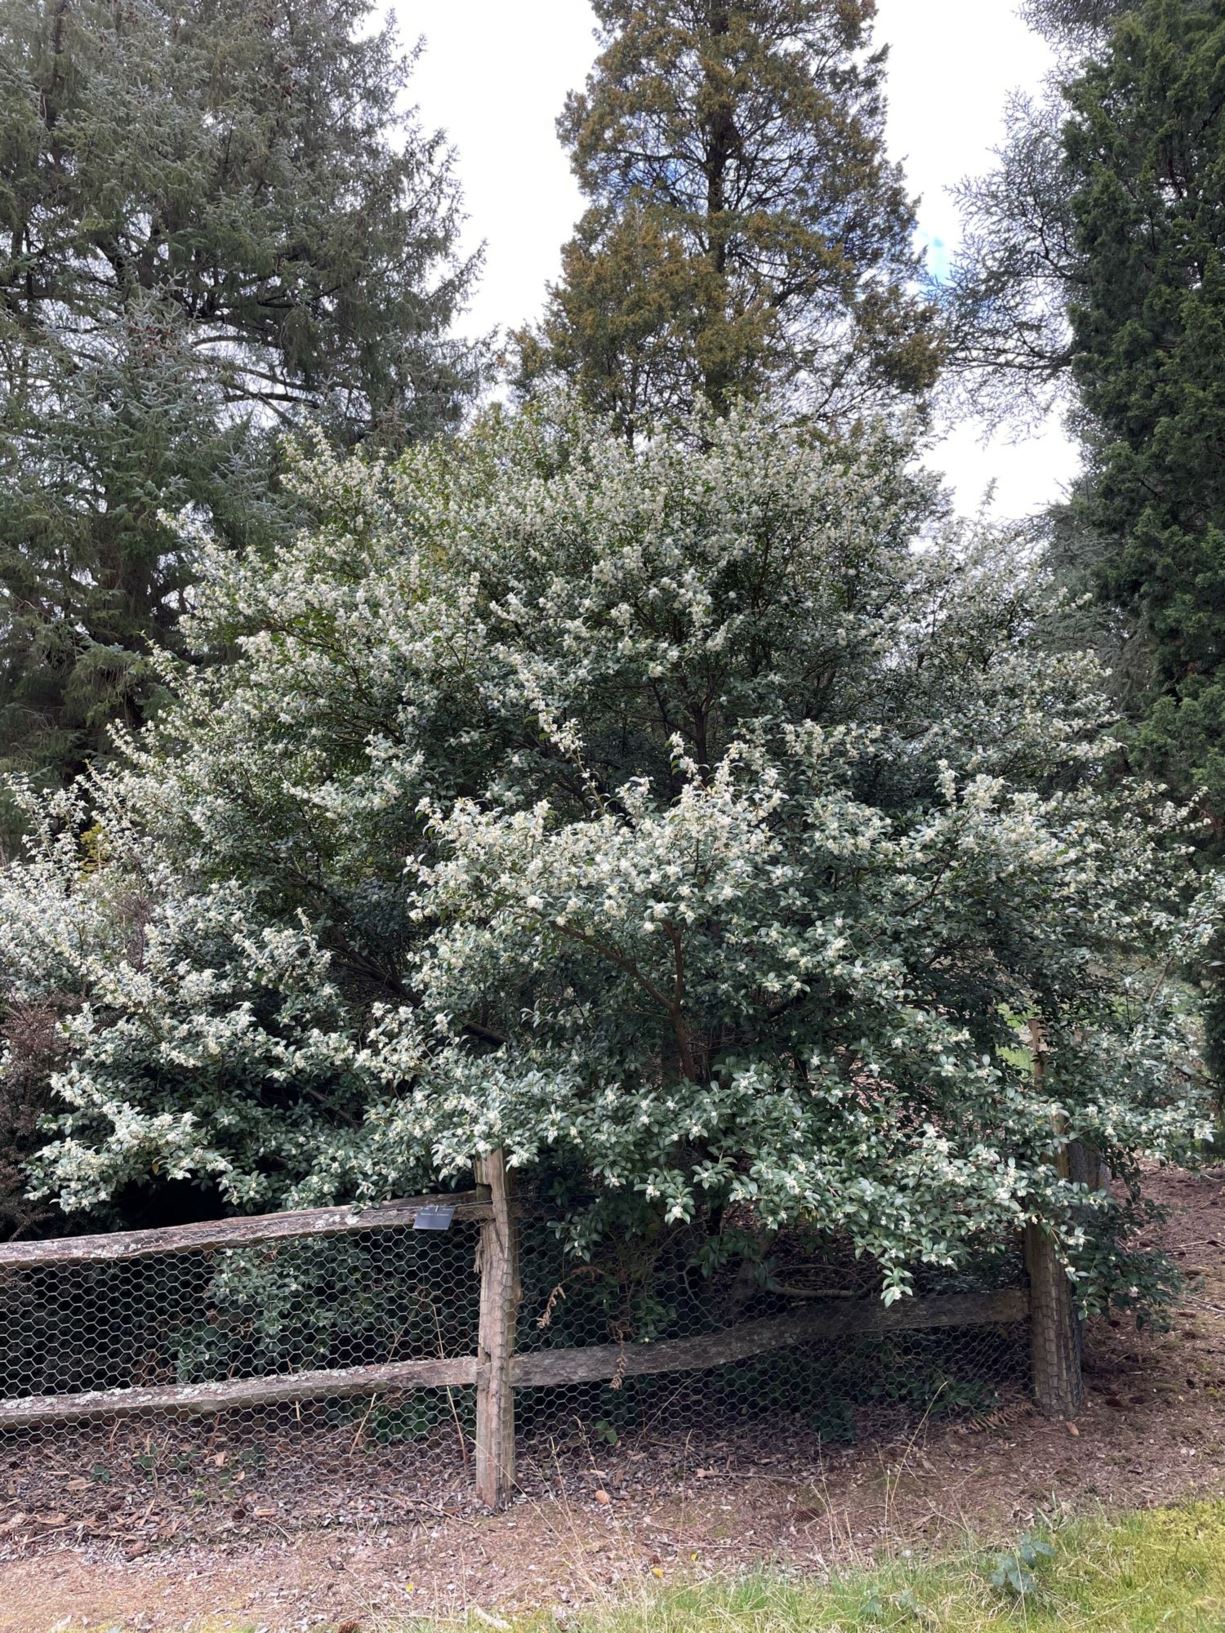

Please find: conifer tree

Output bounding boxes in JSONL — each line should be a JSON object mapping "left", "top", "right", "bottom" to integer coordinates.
{"left": 0, "top": 0, "right": 481, "bottom": 789}
{"left": 1020, "top": 0, "right": 1130, "bottom": 43}
{"left": 1062, "top": 0, "right": 1225, "bottom": 1085}
{"left": 949, "top": 0, "right": 1225, "bottom": 1097}
{"left": 516, "top": 0, "right": 941, "bottom": 437}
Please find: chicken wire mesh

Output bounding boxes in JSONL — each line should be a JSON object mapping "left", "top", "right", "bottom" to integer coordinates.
{"left": 514, "top": 1211, "right": 1030, "bottom": 1493}
{"left": 0, "top": 1203, "right": 1031, "bottom": 1555}
{"left": 0, "top": 1220, "right": 483, "bottom": 1551}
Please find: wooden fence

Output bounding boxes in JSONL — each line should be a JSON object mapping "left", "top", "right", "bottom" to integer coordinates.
{"left": 0, "top": 1153, "right": 1081, "bottom": 1509}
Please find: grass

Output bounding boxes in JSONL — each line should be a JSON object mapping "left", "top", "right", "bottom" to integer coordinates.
{"left": 494, "top": 1502, "right": 1225, "bottom": 1633}
{"left": 88, "top": 1502, "right": 1225, "bottom": 1633}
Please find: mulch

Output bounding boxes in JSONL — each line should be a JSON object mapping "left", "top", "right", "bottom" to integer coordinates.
{"left": 0, "top": 1163, "right": 1220, "bottom": 1632}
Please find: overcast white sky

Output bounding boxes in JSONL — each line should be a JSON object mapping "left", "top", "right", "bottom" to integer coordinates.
{"left": 403, "top": 1, "right": 1081, "bottom": 519}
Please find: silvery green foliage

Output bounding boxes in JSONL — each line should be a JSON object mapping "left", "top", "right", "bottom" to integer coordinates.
{"left": 0, "top": 782, "right": 369, "bottom": 1213}
{"left": 0, "top": 407, "right": 1212, "bottom": 1303}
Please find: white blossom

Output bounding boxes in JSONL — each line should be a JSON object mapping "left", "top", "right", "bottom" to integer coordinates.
{"left": 0, "top": 404, "right": 1213, "bottom": 1307}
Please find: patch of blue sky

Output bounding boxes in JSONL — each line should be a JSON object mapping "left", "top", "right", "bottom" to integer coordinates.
{"left": 917, "top": 228, "right": 951, "bottom": 285}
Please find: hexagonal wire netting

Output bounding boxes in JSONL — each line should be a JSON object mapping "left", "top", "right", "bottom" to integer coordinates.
{"left": 0, "top": 1199, "right": 1030, "bottom": 1553}
{"left": 0, "top": 1220, "right": 483, "bottom": 1548}
{"left": 512, "top": 1207, "right": 1030, "bottom": 1501}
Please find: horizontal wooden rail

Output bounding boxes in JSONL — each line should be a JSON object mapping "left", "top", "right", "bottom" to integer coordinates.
{"left": 0, "top": 1190, "right": 492, "bottom": 1270}
{"left": 512, "top": 1289, "right": 1030, "bottom": 1386}
{"left": 0, "top": 1356, "right": 480, "bottom": 1427}
{"left": 0, "top": 1288, "right": 1027, "bottom": 1429}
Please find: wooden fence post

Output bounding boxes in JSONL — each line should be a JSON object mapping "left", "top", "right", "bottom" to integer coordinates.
{"left": 1025, "top": 1020, "right": 1085, "bottom": 1419}
{"left": 1024, "top": 1220, "right": 1085, "bottom": 1418}
{"left": 474, "top": 1149, "right": 520, "bottom": 1508}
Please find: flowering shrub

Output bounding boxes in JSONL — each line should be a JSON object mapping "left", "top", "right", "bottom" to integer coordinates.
{"left": 0, "top": 406, "right": 1213, "bottom": 1306}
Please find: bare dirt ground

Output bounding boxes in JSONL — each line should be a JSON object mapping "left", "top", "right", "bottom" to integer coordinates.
{"left": 0, "top": 1165, "right": 1221, "bottom": 1633}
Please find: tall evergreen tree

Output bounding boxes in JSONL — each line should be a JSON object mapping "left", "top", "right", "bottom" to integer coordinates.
{"left": 0, "top": 0, "right": 481, "bottom": 789}
{"left": 516, "top": 0, "right": 942, "bottom": 437}
{"left": 1062, "top": 0, "right": 1225, "bottom": 1080}
{"left": 1020, "top": 0, "right": 1131, "bottom": 43}
{"left": 950, "top": 0, "right": 1225, "bottom": 1095}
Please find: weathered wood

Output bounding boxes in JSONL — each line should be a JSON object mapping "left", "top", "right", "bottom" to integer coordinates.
{"left": 1025, "top": 1018, "right": 1085, "bottom": 1418}
{"left": 473, "top": 1151, "right": 520, "bottom": 1508}
{"left": 1069, "top": 1139, "right": 1109, "bottom": 1194}
{"left": 0, "top": 1355, "right": 478, "bottom": 1428}
{"left": 0, "top": 1288, "right": 1029, "bottom": 1431}
{"left": 512, "top": 1289, "right": 1030, "bottom": 1387}
{"left": 1024, "top": 1222, "right": 1084, "bottom": 1418}
{"left": 0, "top": 1190, "right": 492, "bottom": 1269}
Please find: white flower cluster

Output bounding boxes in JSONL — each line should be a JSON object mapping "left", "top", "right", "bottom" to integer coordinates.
{"left": 0, "top": 405, "right": 1213, "bottom": 1302}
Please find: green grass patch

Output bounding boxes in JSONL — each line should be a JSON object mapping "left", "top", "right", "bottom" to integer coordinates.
{"left": 77, "top": 1502, "right": 1225, "bottom": 1632}
{"left": 509, "top": 1502, "right": 1225, "bottom": 1633}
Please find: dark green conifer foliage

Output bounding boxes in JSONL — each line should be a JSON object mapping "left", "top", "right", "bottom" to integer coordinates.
{"left": 1020, "top": 0, "right": 1131, "bottom": 43}
{"left": 943, "top": 0, "right": 1225, "bottom": 1100}
{"left": 517, "top": 0, "right": 942, "bottom": 438}
{"left": 0, "top": 0, "right": 481, "bottom": 788}
{"left": 1060, "top": 0, "right": 1225, "bottom": 1084}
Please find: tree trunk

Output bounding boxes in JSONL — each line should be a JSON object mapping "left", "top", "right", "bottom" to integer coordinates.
{"left": 701, "top": 0, "right": 736, "bottom": 412}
